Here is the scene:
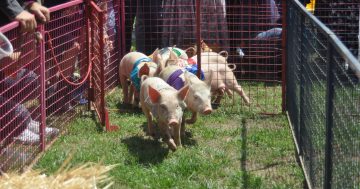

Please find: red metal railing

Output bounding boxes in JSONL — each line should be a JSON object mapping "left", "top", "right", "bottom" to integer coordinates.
{"left": 0, "top": 22, "right": 43, "bottom": 172}
{"left": 45, "top": 0, "right": 89, "bottom": 134}
{"left": 90, "top": 1, "right": 119, "bottom": 131}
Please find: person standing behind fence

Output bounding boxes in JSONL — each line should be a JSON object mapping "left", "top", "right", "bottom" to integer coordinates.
{"left": 0, "top": 0, "right": 50, "bottom": 32}
{"left": 125, "top": 0, "right": 162, "bottom": 55}
{"left": 225, "top": 0, "right": 281, "bottom": 64}
{"left": 0, "top": 33, "right": 59, "bottom": 146}
{"left": 161, "top": 0, "right": 229, "bottom": 52}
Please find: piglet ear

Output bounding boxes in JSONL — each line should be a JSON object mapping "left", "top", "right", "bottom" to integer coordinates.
{"left": 152, "top": 48, "right": 161, "bottom": 63}
{"left": 169, "top": 50, "right": 178, "bottom": 61}
{"left": 148, "top": 86, "right": 161, "bottom": 103}
{"left": 138, "top": 63, "right": 150, "bottom": 77}
{"left": 177, "top": 85, "right": 189, "bottom": 101}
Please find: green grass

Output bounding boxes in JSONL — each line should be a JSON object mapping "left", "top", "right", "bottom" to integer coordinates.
{"left": 35, "top": 85, "right": 304, "bottom": 189}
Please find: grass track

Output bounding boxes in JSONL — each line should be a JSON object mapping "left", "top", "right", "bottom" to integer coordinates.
{"left": 36, "top": 85, "right": 304, "bottom": 188}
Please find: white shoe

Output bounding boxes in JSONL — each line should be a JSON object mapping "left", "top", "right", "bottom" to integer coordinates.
{"left": 13, "top": 129, "right": 40, "bottom": 145}
{"left": 28, "top": 120, "right": 59, "bottom": 137}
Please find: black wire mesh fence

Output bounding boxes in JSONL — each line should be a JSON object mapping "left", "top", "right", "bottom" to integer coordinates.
{"left": 314, "top": 0, "right": 360, "bottom": 59}
{"left": 286, "top": 1, "right": 360, "bottom": 188}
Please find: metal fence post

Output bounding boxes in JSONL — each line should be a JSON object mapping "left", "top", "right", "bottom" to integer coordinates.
{"left": 281, "top": 0, "right": 287, "bottom": 112}
{"left": 195, "top": 0, "right": 201, "bottom": 79}
{"left": 39, "top": 25, "right": 46, "bottom": 151}
{"left": 324, "top": 41, "right": 334, "bottom": 189}
{"left": 86, "top": 0, "right": 92, "bottom": 111}
{"left": 99, "top": 10, "right": 106, "bottom": 126}
{"left": 298, "top": 14, "right": 306, "bottom": 157}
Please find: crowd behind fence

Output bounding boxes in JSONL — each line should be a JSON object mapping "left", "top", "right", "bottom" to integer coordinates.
{"left": 286, "top": 0, "right": 360, "bottom": 188}
{"left": 0, "top": 0, "right": 116, "bottom": 172}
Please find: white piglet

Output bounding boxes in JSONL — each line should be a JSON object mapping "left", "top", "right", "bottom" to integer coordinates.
{"left": 140, "top": 76, "right": 189, "bottom": 151}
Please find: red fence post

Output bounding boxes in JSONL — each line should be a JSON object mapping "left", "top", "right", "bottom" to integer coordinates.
{"left": 39, "top": 25, "right": 46, "bottom": 151}
{"left": 86, "top": 0, "right": 93, "bottom": 111}
{"left": 196, "top": 0, "right": 201, "bottom": 79}
{"left": 99, "top": 8, "right": 106, "bottom": 127}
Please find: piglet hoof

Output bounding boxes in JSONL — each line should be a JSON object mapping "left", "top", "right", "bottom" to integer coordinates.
{"left": 185, "top": 119, "right": 196, "bottom": 124}
{"left": 243, "top": 96, "right": 250, "bottom": 105}
{"left": 167, "top": 139, "right": 177, "bottom": 151}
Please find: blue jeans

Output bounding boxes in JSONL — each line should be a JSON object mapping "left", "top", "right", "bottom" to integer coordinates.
{"left": 1, "top": 69, "right": 39, "bottom": 101}
{"left": 0, "top": 96, "right": 31, "bottom": 143}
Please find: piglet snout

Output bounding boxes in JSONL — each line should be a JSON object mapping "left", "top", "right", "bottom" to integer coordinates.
{"left": 202, "top": 107, "right": 212, "bottom": 115}
{"left": 168, "top": 119, "right": 179, "bottom": 127}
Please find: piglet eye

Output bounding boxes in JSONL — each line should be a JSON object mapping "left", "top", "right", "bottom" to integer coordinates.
{"left": 160, "top": 104, "right": 167, "bottom": 110}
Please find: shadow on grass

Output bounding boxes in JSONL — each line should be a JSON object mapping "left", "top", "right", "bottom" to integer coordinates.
{"left": 90, "top": 111, "right": 105, "bottom": 133}
{"left": 121, "top": 135, "right": 169, "bottom": 166}
{"left": 182, "top": 131, "right": 197, "bottom": 147}
{"left": 140, "top": 122, "right": 198, "bottom": 147}
{"left": 115, "top": 102, "right": 143, "bottom": 115}
{"left": 241, "top": 118, "right": 249, "bottom": 188}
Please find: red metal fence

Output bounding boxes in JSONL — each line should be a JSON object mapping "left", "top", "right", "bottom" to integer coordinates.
{"left": 124, "top": 0, "right": 285, "bottom": 114}
{"left": 45, "top": 0, "right": 89, "bottom": 138}
{"left": 0, "top": 22, "right": 43, "bottom": 172}
{"left": 90, "top": 0, "right": 119, "bottom": 131}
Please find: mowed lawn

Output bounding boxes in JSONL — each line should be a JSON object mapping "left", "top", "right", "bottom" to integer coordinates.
{"left": 35, "top": 85, "right": 304, "bottom": 189}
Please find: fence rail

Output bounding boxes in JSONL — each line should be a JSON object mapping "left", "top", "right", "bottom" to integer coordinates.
{"left": 286, "top": 0, "right": 360, "bottom": 188}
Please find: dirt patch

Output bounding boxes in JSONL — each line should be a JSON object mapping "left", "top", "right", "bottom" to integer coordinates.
{"left": 246, "top": 116, "right": 285, "bottom": 130}
{"left": 207, "top": 118, "right": 241, "bottom": 131}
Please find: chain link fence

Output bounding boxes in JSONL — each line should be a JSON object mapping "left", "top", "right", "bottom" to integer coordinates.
{"left": 286, "top": 1, "right": 360, "bottom": 188}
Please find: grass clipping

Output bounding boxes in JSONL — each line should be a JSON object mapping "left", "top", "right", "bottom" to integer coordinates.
{"left": 0, "top": 162, "right": 116, "bottom": 189}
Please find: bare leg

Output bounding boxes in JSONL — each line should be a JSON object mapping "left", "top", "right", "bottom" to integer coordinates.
{"left": 181, "top": 115, "right": 186, "bottom": 137}
{"left": 173, "top": 123, "right": 181, "bottom": 147}
{"left": 233, "top": 85, "right": 250, "bottom": 105}
{"left": 133, "top": 90, "right": 140, "bottom": 108}
{"left": 120, "top": 75, "right": 129, "bottom": 104}
{"left": 141, "top": 105, "right": 155, "bottom": 137}
{"left": 225, "top": 89, "right": 233, "bottom": 97}
{"left": 129, "top": 83, "right": 135, "bottom": 105}
{"left": 224, "top": 72, "right": 250, "bottom": 105}
{"left": 186, "top": 111, "right": 198, "bottom": 124}
{"left": 159, "top": 122, "right": 177, "bottom": 151}
{"left": 213, "top": 87, "right": 225, "bottom": 105}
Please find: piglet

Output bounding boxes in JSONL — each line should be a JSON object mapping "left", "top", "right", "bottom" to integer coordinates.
{"left": 158, "top": 54, "right": 213, "bottom": 137}
{"left": 140, "top": 76, "right": 189, "bottom": 151}
{"left": 193, "top": 52, "right": 250, "bottom": 105}
{"left": 119, "top": 49, "right": 162, "bottom": 107}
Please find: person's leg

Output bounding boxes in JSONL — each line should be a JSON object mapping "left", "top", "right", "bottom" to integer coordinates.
{"left": 0, "top": 96, "right": 33, "bottom": 145}
{"left": 135, "top": 0, "right": 162, "bottom": 55}
{"left": 160, "top": 0, "right": 197, "bottom": 49}
{"left": 2, "top": 69, "right": 39, "bottom": 101}
{"left": 125, "top": 0, "right": 137, "bottom": 52}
